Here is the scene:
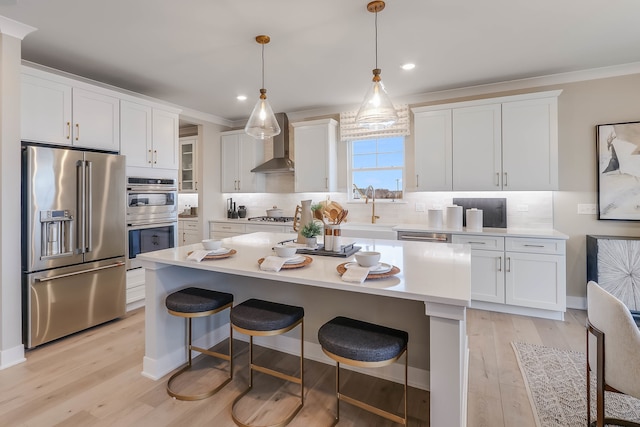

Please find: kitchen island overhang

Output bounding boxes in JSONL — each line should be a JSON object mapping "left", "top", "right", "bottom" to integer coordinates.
{"left": 138, "top": 232, "right": 471, "bottom": 427}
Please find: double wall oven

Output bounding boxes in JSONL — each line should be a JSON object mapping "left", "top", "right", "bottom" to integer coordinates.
{"left": 126, "top": 177, "right": 178, "bottom": 270}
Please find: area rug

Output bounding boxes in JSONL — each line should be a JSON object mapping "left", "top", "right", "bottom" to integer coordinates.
{"left": 512, "top": 341, "right": 640, "bottom": 427}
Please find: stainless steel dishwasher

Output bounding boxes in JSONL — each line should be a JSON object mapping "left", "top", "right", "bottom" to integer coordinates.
{"left": 397, "top": 231, "right": 452, "bottom": 243}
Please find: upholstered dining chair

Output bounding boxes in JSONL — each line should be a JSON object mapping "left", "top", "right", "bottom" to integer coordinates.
{"left": 586, "top": 281, "right": 640, "bottom": 427}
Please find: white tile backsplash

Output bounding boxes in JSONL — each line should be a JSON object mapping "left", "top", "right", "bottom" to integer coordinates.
{"left": 218, "top": 191, "right": 554, "bottom": 229}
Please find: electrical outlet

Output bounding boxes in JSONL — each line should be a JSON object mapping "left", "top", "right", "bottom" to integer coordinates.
{"left": 415, "top": 203, "right": 426, "bottom": 212}
{"left": 517, "top": 204, "right": 529, "bottom": 212}
{"left": 577, "top": 204, "right": 597, "bottom": 215}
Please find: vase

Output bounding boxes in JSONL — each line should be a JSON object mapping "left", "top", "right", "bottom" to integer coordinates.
{"left": 305, "top": 236, "right": 317, "bottom": 248}
{"left": 295, "top": 199, "right": 313, "bottom": 244}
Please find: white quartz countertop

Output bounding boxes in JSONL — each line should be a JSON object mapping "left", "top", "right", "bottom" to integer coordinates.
{"left": 138, "top": 232, "right": 471, "bottom": 307}
{"left": 210, "top": 218, "right": 294, "bottom": 225}
{"left": 393, "top": 223, "right": 569, "bottom": 239}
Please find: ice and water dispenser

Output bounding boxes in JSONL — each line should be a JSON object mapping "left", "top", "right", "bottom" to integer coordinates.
{"left": 40, "top": 210, "right": 73, "bottom": 259}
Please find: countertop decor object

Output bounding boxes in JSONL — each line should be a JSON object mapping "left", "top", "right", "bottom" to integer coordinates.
{"left": 258, "top": 255, "right": 312, "bottom": 270}
{"left": 187, "top": 249, "right": 236, "bottom": 261}
{"left": 337, "top": 262, "right": 400, "bottom": 280}
{"left": 466, "top": 208, "right": 483, "bottom": 231}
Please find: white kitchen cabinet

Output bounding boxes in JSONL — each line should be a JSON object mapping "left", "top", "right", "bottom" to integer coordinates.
{"left": 120, "top": 100, "right": 152, "bottom": 167}
{"left": 178, "top": 219, "right": 200, "bottom": 246}
{"left": 410, "top": 90, "right": 561, "bottom": 192}
{"left": 292, "top": 119, "right": 338, "bottom": 192}
{"left": 452, "top": 104, "right": 502, "bottom": 190}
{"left": 412, "top": 109, "right": 453, "bottom": 191}
{"left": 452, "top": 234, "right": 566, "bottom": 313}
{"left": 152, "top": 109, "right": 179, "bottom": 169}
{"left": 220, "top": 131, "right": 265, "bottom": 193}
{"left": 501, "top": 97, "right": 558, "bottom": 190}
{"left": 179, "top": 137, "right": 198, "bottom": 192}
{"left": 121, "top": 103, "right": 179, "bottom": 171}
{"left": 126, "top": 268, "right": 145, "bottom": 309}
{"left": 22, "top": 71, "right": 119, "bottom": 151}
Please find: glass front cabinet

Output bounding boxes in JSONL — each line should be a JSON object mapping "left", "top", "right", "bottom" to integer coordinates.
{"left": 179, "top": 137, "right": 197, "bottom": 192}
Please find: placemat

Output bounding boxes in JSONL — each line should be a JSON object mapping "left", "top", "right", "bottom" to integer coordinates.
{"left": 258, "top": 255, "right": 313, "bottom": 269}
{"left": 336, "top": 262, "right": 400, "bottom": 279}
{"left": 187, "top": 249, "right": 236, "bottom": 260}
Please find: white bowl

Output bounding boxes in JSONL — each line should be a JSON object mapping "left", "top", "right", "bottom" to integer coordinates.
{"left": 202, "top": 239, "right": 222, "bottom": 250}
{"left": 274, "top": 245, "right": 297, "bottom": 258}
{"left": 355, "top": 251, "right": 381, "bottom": 267}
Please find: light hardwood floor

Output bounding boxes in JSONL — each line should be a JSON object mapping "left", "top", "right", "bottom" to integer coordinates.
{"left": 0, "top": 307, "right": 587, "bottom": 426}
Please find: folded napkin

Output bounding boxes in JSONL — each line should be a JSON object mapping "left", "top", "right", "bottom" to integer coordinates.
{"left": 341, "top": 265, "right": 371, "bottom": 284}
{"left": 187, "top": 249, "right": 210, "bottom": 262}
{"left": 259, "top": 256, "right": 290, "bottom": 272}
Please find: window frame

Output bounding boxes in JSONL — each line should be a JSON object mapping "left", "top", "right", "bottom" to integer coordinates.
{"left": 347, "top": 135, "right": 406, "bottom": 203}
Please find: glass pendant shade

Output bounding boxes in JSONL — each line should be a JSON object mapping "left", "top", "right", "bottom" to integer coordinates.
{"left": 245, "top": 89, "right": 280, "bottom": 139}
{"left": 355, "top": 69, "right": 398, "bottom": 130}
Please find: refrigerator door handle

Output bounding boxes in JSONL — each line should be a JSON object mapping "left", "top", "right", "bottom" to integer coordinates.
{"left": 77, "top": 160, "right": 86, "bottom": 254}
{"left": 34, "top": 261, "right": 125, "bottom": 282}
{"left": 86, "top": 160, "right": 93, "bottom": 253}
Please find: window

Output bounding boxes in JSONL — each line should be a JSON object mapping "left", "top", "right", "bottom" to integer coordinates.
{"left": 349, "top": 136, "right": 404, "bottom": 201}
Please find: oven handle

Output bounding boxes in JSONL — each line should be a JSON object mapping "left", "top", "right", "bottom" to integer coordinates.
{"left": 127, "top": 185, "right": 178, "bottom": 192}
{"left": 128, "top": 221, "right": 177, "bottom": 229}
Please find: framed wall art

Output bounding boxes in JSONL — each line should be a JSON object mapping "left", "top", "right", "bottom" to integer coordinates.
{"left": 597, "top": 121, "right": 640, "bottom": 220}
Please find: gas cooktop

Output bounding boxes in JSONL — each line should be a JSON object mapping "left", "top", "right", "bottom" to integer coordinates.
{"left": 248, "top": 216, "right": 295, "bottom": 223}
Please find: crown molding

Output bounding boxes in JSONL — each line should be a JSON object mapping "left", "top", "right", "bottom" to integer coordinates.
{"left": 0, "top": 15, "right": 36, "bottom": 40}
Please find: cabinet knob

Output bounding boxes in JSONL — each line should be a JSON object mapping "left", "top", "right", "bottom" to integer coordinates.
{"left": 504, "top": 172, "right": 508, "bottom": 187}
{"left": 148, "top": 149, "right": 152, "bottom": 164}
{"left": 66, "top": 122, "right": 71, "bottom": 139}
{"left": 154, "top": 150, "right": 158, "bottom": 164}
{"left": 497, "top": 256, "right": 502, "bottom": 272}
{"left": 75, "top": 123, "right": 80, "bottom": 141}
{"left": 506, "top": 257, "right": 511, "bottom": 272}
{"left": 495, "top": 172, "right": 500, "bottom": 186}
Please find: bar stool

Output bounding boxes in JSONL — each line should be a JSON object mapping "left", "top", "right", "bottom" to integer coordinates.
{"left": 165, "top": 287, "right": 234, "bottom": 401}
{"left": 230, "top": 298, "right": 304, "bottom": 427}
{"left": 318, "top": 316, "right": 409, "bottom": 426}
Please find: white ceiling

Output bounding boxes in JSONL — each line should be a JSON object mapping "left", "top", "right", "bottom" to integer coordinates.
{"left": 2, "top": 0, "right": 640, "bottom": 123}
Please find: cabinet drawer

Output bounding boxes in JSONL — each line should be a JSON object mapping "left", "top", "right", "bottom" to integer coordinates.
{"left": 183, "top": 221, "right": 198, "bottom": 230}
{"left": 210, "top": 222, "right": 245, "bottom": 233}
{"left": 452, "top": 234, "right": 504, "bottom": 251}
{"left": 505, "top": 237, "right": 565, "bottom": 255}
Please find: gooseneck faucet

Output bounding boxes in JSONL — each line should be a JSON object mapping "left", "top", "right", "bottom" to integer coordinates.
{"left": 353, "top": 184, "right": 380, "bottom": 224}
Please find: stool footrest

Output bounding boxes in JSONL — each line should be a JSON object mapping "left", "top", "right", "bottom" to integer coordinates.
{"left": 338, "top": 393, "right": 406, "bottom": 425}
{"left": 250, "top": 363, "right": 302, "bottom": 385}
{"left": 191, "top": 345, "right": 231, "bottom": 362}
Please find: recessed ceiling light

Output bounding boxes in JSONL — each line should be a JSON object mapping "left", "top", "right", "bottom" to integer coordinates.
{"left": 401, "top": 63, "right": 415, "bottom": 70}
{"left": 237, "top": 95, "right": 247, "bottom": 101}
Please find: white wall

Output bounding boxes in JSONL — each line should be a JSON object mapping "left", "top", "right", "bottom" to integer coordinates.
{"left": 0, "top": 23, "right": 34, "bottom": 369}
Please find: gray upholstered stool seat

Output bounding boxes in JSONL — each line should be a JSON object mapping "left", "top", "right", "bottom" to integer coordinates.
{"left": 318, "top": 316, "right": 408, "bottom": 426}
{"left": 318, "top": 316, "right": 408, "bottom": 363}
{"left": 230, "top": 298, "right": 304, "bottom": 332}
{"left": 166, "top": 287, "right": 233, "bottom": 314}
{"left": 165, "top": 287, "right": 234, "bottom": 401}
{"left": 230, "top": 298, "right": 304, "bottom": 427}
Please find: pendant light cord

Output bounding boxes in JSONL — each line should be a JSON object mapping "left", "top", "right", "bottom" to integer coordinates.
{"left": 374, "top": 9, "right": 378, "bottom": 69}
{"left": 261, "top": 43, "right": 265, "bottom": 89}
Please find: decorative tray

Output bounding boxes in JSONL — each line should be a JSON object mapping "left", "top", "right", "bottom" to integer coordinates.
{"left": 295, "top": 244, "right": 361, "bottom": 258}
{"left": 336, "top": 262, "right": 400, "bottom": 279}
{"left": 258, "top": 255, "right": 313, "bottom": 269}
{"left": 187, "top": 249, "right": 236, "bottom": 260}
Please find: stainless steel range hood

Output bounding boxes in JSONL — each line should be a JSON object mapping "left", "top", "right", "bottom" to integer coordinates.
{"left": 250, "top": 113, "right": 294, "bottom": 173}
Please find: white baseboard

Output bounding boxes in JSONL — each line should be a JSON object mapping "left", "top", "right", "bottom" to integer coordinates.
{"left": 566, "top": 296, "right": 587, "bottom": 310}
{"left": 0, "top": 344, "right": 26, "bottom": 370}
{"left": 470, "top": 301, "right": 564, "bottom": 320}
{"left": 142, "top": 324, "right": 430, "bottom": 391}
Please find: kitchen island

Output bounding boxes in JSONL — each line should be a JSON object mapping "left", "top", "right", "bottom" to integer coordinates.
{"left": 138, "top": 232, "right": 471, "bottom": 426}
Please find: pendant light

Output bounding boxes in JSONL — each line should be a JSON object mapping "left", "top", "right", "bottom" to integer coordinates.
{"left": 355, "top": 1, "right": 398, "bottom": 130}
{"left": 245, "top": 35, "right": 281, "bottom": 139}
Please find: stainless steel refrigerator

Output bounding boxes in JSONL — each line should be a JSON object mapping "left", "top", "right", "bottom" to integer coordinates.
{"left": 22, "top": 144, "right": 126, "bottom": 348}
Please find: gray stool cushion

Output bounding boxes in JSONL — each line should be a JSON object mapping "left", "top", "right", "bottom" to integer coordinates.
{"left": 231, "top": 298, "right": 304, "bottom": 331}
{"left": 165, "top": 287, "right": 233, "bottom": 313}
{"left": 318, "top": 316, "right": 408, "bottom": 363}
